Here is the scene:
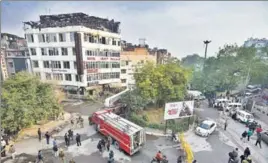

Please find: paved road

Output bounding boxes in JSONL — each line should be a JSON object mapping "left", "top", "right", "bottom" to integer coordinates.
{"left": 191, "top": 100, "right": 268, "bottom": 163}
{"left": 2, "top": 101, "right": 180, "bottom": 163}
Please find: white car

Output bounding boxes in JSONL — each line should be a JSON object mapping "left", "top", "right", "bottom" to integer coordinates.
{"left": 195, "top": 120, "right": 217, "bottom": 137}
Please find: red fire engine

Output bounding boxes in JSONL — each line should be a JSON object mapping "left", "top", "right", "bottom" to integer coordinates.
{"left": 91, "top": 109, "right": 146, "bottom": 155}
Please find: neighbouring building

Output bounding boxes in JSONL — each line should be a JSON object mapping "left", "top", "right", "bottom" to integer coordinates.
{"left": 120, "top": 40, "right": 157, "bottom": 88}
{"left": 23, "top": 13, "right": 121, "bottom": 96}
{"left": 149, "top": 48, "right": 171, "bottom": 64}
{"left": 1, "top": 33, "right": 32, "bottom": 80}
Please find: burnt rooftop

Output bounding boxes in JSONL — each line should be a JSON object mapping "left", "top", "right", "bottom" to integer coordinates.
{"left": 24, "top": 12, "right": 120, "bottom": 33}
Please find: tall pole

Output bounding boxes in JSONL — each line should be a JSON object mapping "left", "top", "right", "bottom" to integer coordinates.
{"left": 203, "top": 40, "right": 211, "bottom": 60}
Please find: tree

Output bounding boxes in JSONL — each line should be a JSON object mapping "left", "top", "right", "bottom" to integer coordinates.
{"left": 189, "top": 44, "right": 268, "bottom": 93}
{"left": 181, "top": 54, "right": 204, "bottom": 69}
{"left": 120, "top": 89, "right": 149, "bottom": 116}
{"left": 134, "top": 62, "right": 190, "bottom": 107}
{"left": 1, "top": 72, "right": 63, "bottom": 133}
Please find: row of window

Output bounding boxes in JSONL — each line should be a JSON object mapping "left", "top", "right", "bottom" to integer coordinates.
{"left": 87, "top": 72, "right": 120, "bottom": 81}
{"left": 85, "top": 62, "right": 120, "bottom": 69}
{"left": 29, "top": 47, "right": 119, "bottom": 57}
{"left": 84, "top": 33, "right": 120, "bottom": 46}
{"left": 32, "top": 60, "right": 120, "bottom": 69}
{"left": 26, "top": 32, "right": 121, "bottom": 47}
{"left": 32, "top": 60, "right": 76, "bottom": 69}
{"left": 27, "top": 33, "right": 74, "bottom": 43}
{"left": 85, "top": 50, "right": 120, "bottom": 57}
{"left": 35, "top": 72, "right": 81, "bottom": 82}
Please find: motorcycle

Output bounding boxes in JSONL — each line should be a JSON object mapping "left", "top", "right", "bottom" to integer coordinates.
{"left": 151, "top": 156, "right": 168, "bottom": 163}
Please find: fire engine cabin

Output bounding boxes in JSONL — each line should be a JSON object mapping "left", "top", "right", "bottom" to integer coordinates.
{"left": 91, "top": 109, "right": 146, "bottom": 155}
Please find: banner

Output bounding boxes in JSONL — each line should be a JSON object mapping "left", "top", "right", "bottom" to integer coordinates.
{"left": 164, "top": 101, "right": 194, "bottom": 120}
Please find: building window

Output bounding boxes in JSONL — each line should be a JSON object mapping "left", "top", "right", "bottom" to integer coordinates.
{"left": 45, "top": 73, "right": 52, "bottom": 80}
{"left": 51, "top": 61, "right": 61, "bottom": 69}
{"left": 72, "top": 47, "right": 76, "bottom": 56}
{"left": 74, "top": 61, "right": 77, "bottom": 69}
{"left": 53, "top": 73, "right": 63, "bottom": 81}
{"left": 84, "top": 33, "right": 94, "bottom": 43}
{"left": 43, "top": 61, "right": 50, "bottom": 68}
{"left": 121, "top": 69, "right": 126, "bottom": 74}
{"left": 61, "top": 48, "right": 68, "bottom": 56}
{"left": 63, "top": 61, "right": 70, "bottom": 69}
{"left": 86, "top": 50, "right": 96, "bottom": 56}
{"left": 32, "top": 60, "right": 39, "bottom": 68}
{"left": 111, "top": 62, "right": 120, "bottom": 68}
{"left": 41, "top": 48, "right": 47, "bottom": 56}
{"left": 65, "top": 74, "right": 72, "bottom": 81}
{"left": 59, "top": 33, "right": 66, "bottom": 42}
{"left": 117, "top": 41, "right": 121, "bottom": 46}
{"left": 111, "top": 52, "right": 120, "bottom": 57}
{"left": 112, "top": 39, "right": 117, "bottom": 46}
{"left": 8, "top": 62, "right": 14, "bottom": 68}
{"left": 76, "top": 75, "right": 81, "bottom": 82}
{"left": 121, "top": 79, "right": 126, "bottom": 83}
{"left": 30, "top": 48, "right": 36, "bottom": 55}
{"left": 46, "top": 33, "right": 57, "bottom": 42}
{"left": 48, "top": 48, "right": 59, "bottom": 56}
{"left": 115, "top": 72, "right": 120, "bottom": 78}
{"left": 38, "top": 34, "right": 46, "bottom": 43}
{"left": 70, "top": 32, "right": 75, "bottom": 42}
{"left": 26, "top": 34, "right": 34, "bottom": 43}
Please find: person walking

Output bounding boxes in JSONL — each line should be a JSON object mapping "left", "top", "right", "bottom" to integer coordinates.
{"left": 53, "top": 143, "right": 58, "bottom": 157}
{"left": 37, "top": 150, "right": 44, "bottom": 163}
{"left": 80, "top": 117, "right": 84, "bottom": 128}
{"left": 68, "top": 129, "right": 73, "bottom": 141}
{"left": 97, "top": 140, "right": 103, "bottom": 153}
{"left": 247, "top": 129, "right": 253, "bottom": 141}
{"left": 241, "top": 131, "right": 247, "bottom": 143}
{"left": 38, "top": 128, "right": 42, "bottom": 142}
{"left": 255, "top": 133, "right": 262, "bottom": 148}
{"left": 70, "top": 119, "right": 74, "bottom": 128}
{"left": 76, "top": 133, "right": 81, "bottom": 146}
{"left": 45, "top": 132, "right": 50, "bottom": 146}
{"left": 106, "top": 138, "right": 110, "bottom": 151}
{"left": 8, "top": 145, "right": 16, "bottom": 159}
{"left": 59, "top": 148, "right": 65, "bottom": 163}
{"left": 177, "top": 156, "right": 183, "bottom": 163}
{"left": 224, "top": 119, "right": 228, "bottom": 131}
{"left": 64, "top": 133, "right": 70, "bottom": 147}
{"left": 244, "top": 147, "right": 251, "bottom": 158}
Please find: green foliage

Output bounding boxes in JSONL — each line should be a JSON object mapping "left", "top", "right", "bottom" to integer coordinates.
{"left": 142, "top": 115, "right": 149, "bottom": 122}
{"left": 120, "top": 89, "right": 149, "bottom": 113}
{"left": 129, "top": 114, "right": 147, "bottom": 127}
{"left": 1, "top": 72, "right": 63, "bottom": 132}
{"left": 189, "top": 45, "right": 268, "bottom": 93}
{"left": 147, "top": 123, "right": 165, "bottom": 130}
{"left": 134, "top": 62, "right": 190, "bottom": 107}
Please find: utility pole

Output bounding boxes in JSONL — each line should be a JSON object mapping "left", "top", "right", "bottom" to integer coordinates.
{"left": 203, "top": 40, "right": 211, "bottom": 60}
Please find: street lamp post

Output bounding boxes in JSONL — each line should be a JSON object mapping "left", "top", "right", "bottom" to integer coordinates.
{"left": 203, "top": 40, "right": 212, "bottom": 60}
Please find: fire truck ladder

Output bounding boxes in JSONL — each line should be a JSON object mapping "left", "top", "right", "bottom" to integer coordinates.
{"left": 101, "top": 112, "right": 140, "bottom": 134}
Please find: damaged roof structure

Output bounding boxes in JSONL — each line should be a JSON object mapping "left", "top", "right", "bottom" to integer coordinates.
{"left": 23, "top": 12, "right": 120, "bottom": 33}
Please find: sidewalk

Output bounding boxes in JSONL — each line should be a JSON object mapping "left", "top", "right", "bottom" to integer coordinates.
{"left": 223, "top": 119, "right": 268, "bottom": 163}
{"left": 145, "top": 127, "right": 172, "bottom": 137}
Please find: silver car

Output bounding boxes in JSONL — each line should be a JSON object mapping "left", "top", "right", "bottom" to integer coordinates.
{"left": 261, "top": 130, "right": 268, "bottom": 144}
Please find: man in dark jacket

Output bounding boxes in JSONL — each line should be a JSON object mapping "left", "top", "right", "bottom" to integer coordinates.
{"left": 38, "top": 128, "right": 42, "bottom": 142}
{"left": 255, "top": 133, "right": 262, "bottom": 148}
{"left": 244, "top": 147, "right": 251, "bottom": 157}
{"left": 45, "top": 132, "right": 50, "bottom": 145}
{"left": 76, "top": 133, "right": 81, "bottom": 146}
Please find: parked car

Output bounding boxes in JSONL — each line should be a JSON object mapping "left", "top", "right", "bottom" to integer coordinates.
{"left": 236, "top": 110, "right": 254, "bottom": 123}
{"left": 195, "top": 120, "right": 217, "bottom": 137}
{"left": 261, "top": 130, "right": 268, "bottom": 145}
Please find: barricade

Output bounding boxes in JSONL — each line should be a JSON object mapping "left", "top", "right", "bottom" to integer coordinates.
{"left": 179, "top": 133, "right": 194, "bottom": 163}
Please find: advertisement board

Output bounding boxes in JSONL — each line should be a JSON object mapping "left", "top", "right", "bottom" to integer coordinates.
{"left": 164, "top": 101, "right": 194, "bottom": 120}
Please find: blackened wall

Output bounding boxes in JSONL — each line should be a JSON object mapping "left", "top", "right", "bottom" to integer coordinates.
{"left": 74, "top": 32, "right": 84, "bottom": 75}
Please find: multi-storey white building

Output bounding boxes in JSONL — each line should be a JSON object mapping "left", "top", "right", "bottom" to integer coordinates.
{"left": 23, "top": 13, "right": 121, "bottom": 95}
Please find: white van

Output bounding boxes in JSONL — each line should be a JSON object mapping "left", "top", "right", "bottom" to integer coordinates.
{"left": 226, "top": 103, "right": 242, "bottom": 111}
{"left": 236, "top": 110, "right": 254, "bottom": 123}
